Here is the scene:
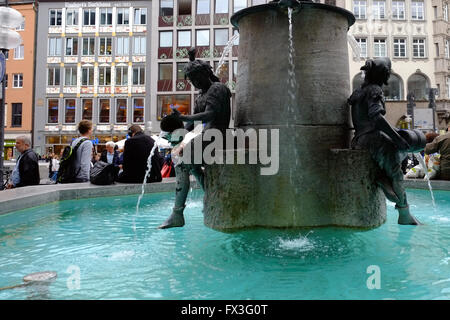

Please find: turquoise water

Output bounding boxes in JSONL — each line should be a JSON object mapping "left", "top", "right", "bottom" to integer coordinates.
{"left": 1, "top": 189, "right": 450, "bottom": 300}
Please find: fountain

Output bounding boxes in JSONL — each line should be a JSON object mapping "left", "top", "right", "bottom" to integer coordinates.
{"left": 203, "top": 1, "right": 388, "bottom": 230}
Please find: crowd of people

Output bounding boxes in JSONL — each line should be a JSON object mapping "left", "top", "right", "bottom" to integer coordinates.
{"left": 4, "top": 120, "right": 164, "bottom": 189}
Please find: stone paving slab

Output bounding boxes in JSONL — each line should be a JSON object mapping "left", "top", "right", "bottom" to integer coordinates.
{"left": 0, "top": 178, "right": 200, "bottom": 216}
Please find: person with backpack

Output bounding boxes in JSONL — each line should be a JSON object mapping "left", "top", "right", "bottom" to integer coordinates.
{"left": 58, "top": 120, "right": 93, "bottom": 183}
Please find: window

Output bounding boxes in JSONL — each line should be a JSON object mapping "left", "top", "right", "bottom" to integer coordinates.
{"left": 372, "top": 1, "right": 385, "bottom": 19}
{"left": 177, "top": 62, "right": 187, "bottom": 80}
{"left": 215, "top": 0, "right": 229, "bottom": 13}
{"left": 82, "top": 99, "right": 92, "bottom": 120}
{"left": 353, "top": 0, "right": 366, "bottom": 19}
{"left": 133, "top": 36, "right": 146, "bottom": 55}
{"left": 116, "top": 99, "right": 127, "bottom": 123}
{"left": 115, "top": 66, "right": 128, "bottom": 85}
{"left": 447, "top": 77, "right": 450, "bottom": 99}
{"left": 48, "top": 38, "right": 62, "bottom": 56}
{"left": 11, "top": 103, "right": 22, "bottom": 127}
{"left": 446, "top": 40, "right": 449, "bottom": 59}
{"left": 411, "top": 1, "right": 424, "bottom": 20}
{"left": 117, "top": 8, "right": 130, "bottom": 25}
{"left": 157, "top": 95, "right": 191, "bottom": 119}
{"left": 14, "top": 45, "right": 24, "bottom": 59}
{"left": 233, "top": 0, "right": 246, "bottom": 13}
{"left": 133, "top": 67, "right": 145, "bottom": 85}
{"left": 65, "top": 37, "right": 78, "bottom": 56}
{"left": 48, "top": 67, "right": 60, "bottom": 86}
{"left": 408, "top": 73, "right": 429, "bottom": 100}
{"left": 197, "top": 0, "right": 210, "bottom": 14}
{"left": 374, "top": 39, "right": 386, "bottom": 57}
{"left": 83, "top": 8, "right": 96, "bottom": 26}
{"left": 436, "top": 43, "right": 440, "bottom": 56}
{"left": 15, "top": 19, "right": 25, "bottom": 31}
{"left": 160, "top": 31, "right": 173, "bottom": 47}
{"left": 66, "top": 9, "right": 78, "bottom": 26}
{"left": 98, "top": 67, "right": 111, "bottom": 86}
{"left": 48, "top": 99, "right": 59, "bottom": 123}
{"left": 196, "top": 29, "right": 209, "bottom": 46}
{"left": 355, "top": 38, "right": 367, "bottom": 58}
{"left": 214, "top": 29, "right": 228, "bottom": 46}
{"left": 100, "top": 8, "right": 113, "bottom": 26}
{"left": 178, "top": 0, "right": 192, "bottom": 15}
{"left": 252, "top": 0, "right": 266, "bottom": 5}
{"left": 160, "top": 0, "right": 174, "bottom": 16}
{"left": 64, "top": 99, "right": 76, "bottom": 123}
{"left": 81, "top": 67, "right": 94, "bottom": 85}
{"left": 392, "top": 1, "right": 405, "bottom": 19}
{"left": 159, "top": 63, "right": 173, "bottom": 81}
{"left": 178, "top": 30, "right": 191, "bottom": 47}
{"left": 134, "top": 8, "right": 147, "bottom": 25}
{"left": 413, "top": 39, "right": 426, "bottom": 58}
{"left": 393, "top": 38, "right": 406, "bottom": 58}
{"left": 99, "top": 99, "right": 110, "bottom": 123}
{"left": 99, "top": 37, "right": 112, "bottom": 56}
{"left": 383, "top": 74, "right": 403, "bottom": 100}
{"left": 444, "top": 3, "right": 449, "bottom": 22}
{"left": 116, "top": 37, "right": 129, "bottom": 55}
{"left": 49, "top": 9, "right": 62, "bottom": 26}
{"left": 13, "top": 74, "right": 23, "bottom": 88}
{"left": 82, "top": 37, "right": 95, "bottom": 56}
{"left": 133, "top": 98, "right": 144, "bottom": 123}
{"left": 64, "top": 67, "right": 77, "bottom": 86}
{"left": 233, "top": 60, "right": 238, "bottom": 80}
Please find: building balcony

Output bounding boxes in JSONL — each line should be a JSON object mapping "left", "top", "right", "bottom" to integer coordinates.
{"left": 434, "top": 57, "right": 450, "bottom": 73}
{"left": 433, "top": 20, "right": 449, "bottom": 35}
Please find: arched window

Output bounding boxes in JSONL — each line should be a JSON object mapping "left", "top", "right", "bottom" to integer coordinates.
{"left": 383, "top": 73, "right": 403, "bottom": 100}
{"left": 407, "top": 73, "right": 430, "bottom": 101}
{"left": 352, "top": 72, "right": 364, "bottom": 91}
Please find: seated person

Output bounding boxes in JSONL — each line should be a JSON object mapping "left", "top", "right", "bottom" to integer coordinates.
{"left": 100, "top": 141, "right": 120, "bottom": 167}
{"left": 117, "top": 125, "right": 162, "bottom": 183}
{"left": 6, "top": 135, "right": 40, "bottom": 188}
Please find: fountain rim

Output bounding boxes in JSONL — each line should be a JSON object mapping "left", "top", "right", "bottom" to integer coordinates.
{"left": 230, "top": 2, "right": 356, "bottom": 30}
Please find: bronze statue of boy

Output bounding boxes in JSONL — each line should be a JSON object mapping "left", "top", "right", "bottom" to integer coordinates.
{"left": 348, "top": 58, "right": 420, "bottom": 225}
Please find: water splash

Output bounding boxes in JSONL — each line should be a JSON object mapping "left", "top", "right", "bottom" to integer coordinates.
{"left": 414, "top": 152, "right": 436, "bottom": 208}
{"left": 347, "top": 34, "right": 363, "bottom": 61}
{"left": 215, "top": 33, "right": 239, "bottom": 77}
{"left": 133, "top": 136, "right": 161, "bottom": 231}
{"left": 278, "top": 231, "right": 315, "bottom": 251}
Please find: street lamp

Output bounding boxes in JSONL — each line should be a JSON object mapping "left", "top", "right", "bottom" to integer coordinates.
{"left": 0, "top": 4, "right": 24, "bottom": 190}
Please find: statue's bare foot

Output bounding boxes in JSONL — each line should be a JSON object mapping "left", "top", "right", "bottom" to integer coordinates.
{"left": 158, "top": 207, "right": 185, "bottom": 229}
{"left": 396, "top": 205, "right": 421, "bottom": 225}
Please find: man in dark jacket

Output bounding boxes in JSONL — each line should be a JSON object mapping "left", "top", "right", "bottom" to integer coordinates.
{"left": 6, "top": 135, "right": 40, "bottom": 188}
{"left": 100, "top": 141, "right": 120, "bottom": 167}
{"left": 117, "top": 125, "right": 162, "bottom": 183}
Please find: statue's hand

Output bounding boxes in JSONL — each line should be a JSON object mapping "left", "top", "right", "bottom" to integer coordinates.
{"left": 171, "top": 108, "right": 181, "bottom": 117}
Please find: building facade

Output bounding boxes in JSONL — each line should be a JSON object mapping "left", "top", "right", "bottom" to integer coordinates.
{"left": 1, "top": 0, "right": 37, "bottom": 160}
{"left": 33, "top": 0, "right": 152, "bottom": 155}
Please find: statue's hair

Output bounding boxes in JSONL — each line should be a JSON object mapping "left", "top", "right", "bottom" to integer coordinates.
{"left": 161, "top": 114, "right": 184, "bottom": 133}
{"left": 183, "top": 47, "right": 220, "bottom": 82}
{"left": 360, "top": 58, "right": 391, "bottom": 86}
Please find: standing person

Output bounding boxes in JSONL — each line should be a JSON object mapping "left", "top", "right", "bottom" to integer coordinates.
{"left": 71, "top": 120, "right": 94, "bottom": 183}
{"left": 425, "top": 124, "right": 450, "bottom": 180}
{"left": 6, "top": 136, "right": 40, "bottom": 189}
{"left": 50, "top": 155, "right": 60, "bottom": 181}
{"left": 117, "top": 125, "right": 162, "bottom": 183}
{"left": 348, "top": 57, "right": 420, "bottom": 225}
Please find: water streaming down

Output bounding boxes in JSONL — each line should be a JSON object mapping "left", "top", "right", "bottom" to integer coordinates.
{"left": 347, "top": 34, "right": 363, "bottom": 61}
{"left": 133, "top": 138, "right": 160, "bottom": 231}
{"left": 414, "top": 152, "right": 436, "bottom": 208}
{"left": 215, "top": 33, "right": 239, "bottom": 78}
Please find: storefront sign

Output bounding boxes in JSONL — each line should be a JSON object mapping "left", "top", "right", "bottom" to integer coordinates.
{"left": 45, "top": 125, "right": 60, "bottom": 132}
{"left": 97, "top": 125, "right": 111, "bottom": 131}
{"left": 61, "top": 125, "right": 77, "bottom": 131}
{"left": 113, "top": 125, "right": 128, "bottom": 131}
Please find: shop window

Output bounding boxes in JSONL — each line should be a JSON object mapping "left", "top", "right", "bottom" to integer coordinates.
{"left": 158, "top": 94, "right": 191, "bottom": 120}
{"left": 99, "top": 99, "right": 111, "bottom": 123}
{"left": 64, "top": 99, "right": 76, "bottom": 123}
{"left": 82, "top": 99, "right": 93, "bottom": 120}
{"left": 48, "top": 99, "right": 59, "bottom": 123}
{"left": 116, "top": 99, "right": 128, "bottom": 123}
{"left": 133, "top": 98, "right": 145, "bottom": 123}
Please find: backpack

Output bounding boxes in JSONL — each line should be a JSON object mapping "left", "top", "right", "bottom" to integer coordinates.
{"left": 57, "top": 138, "right": 87, "bottom": 184}
{"left": 90, "top": 161, "right": 116, "bottom": 185}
